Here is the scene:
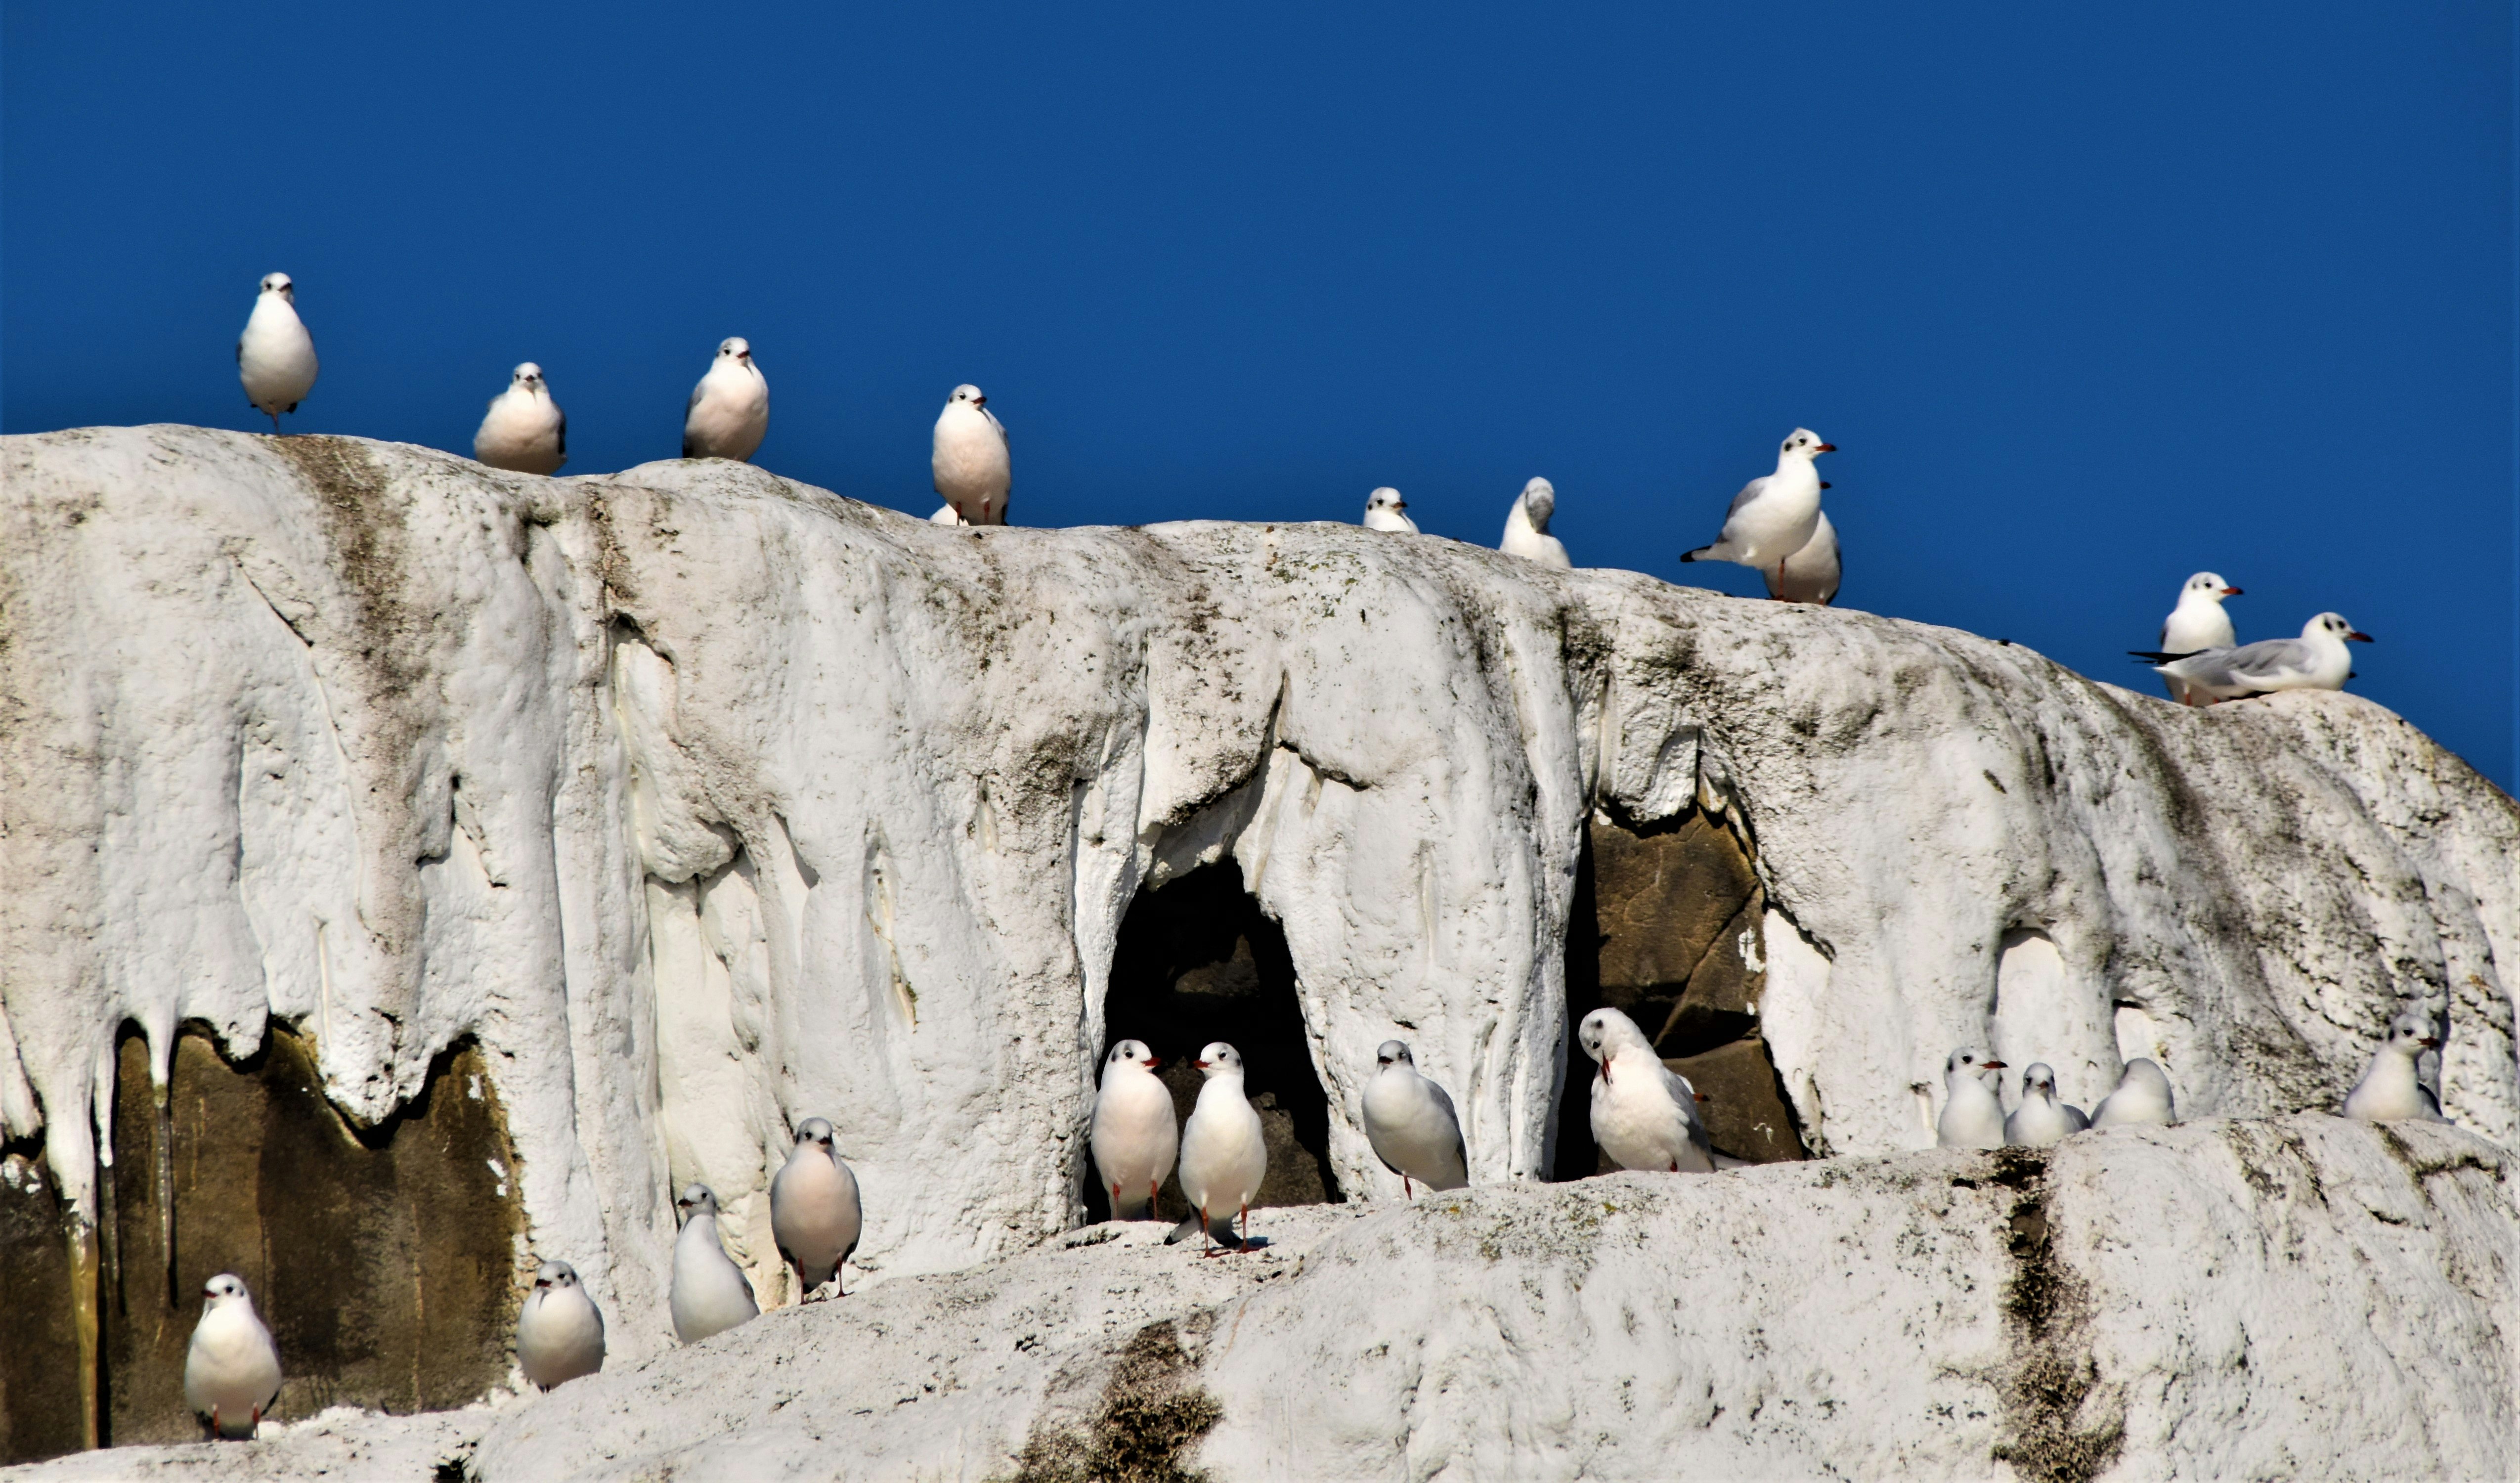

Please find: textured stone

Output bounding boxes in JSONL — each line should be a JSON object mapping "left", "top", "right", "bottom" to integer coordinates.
{"left": 1665, "top": 1038, "right": 1805, "bottom": 1163}
{"left": 1658, "top": 890, "right": 1768, "bottom": 1055}
{"left": 0, "top": 1152, "right": 84, "bottom": 1464}
{"left": 1588, "top": 812, "right": 1758, "bottom": 1003}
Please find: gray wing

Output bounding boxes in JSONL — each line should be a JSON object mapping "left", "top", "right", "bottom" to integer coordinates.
{"left": 986, "top": 405, "right": 1008, "bottom": 444}
{"left": 2216, "top": 636, "right": 2312, "bottom": 683}
{"left": 1724, "top": 476, "right": 1767, "bottom": 519}
{"left": 1428, "top": 1079, "right": 1469, "bottom": 1165}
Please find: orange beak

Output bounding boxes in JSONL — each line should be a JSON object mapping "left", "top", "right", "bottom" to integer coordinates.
{"left": 2222, "top": 586, "right": 2243, "bottom": 596}
{"left": 1981, "top": 1059, "right": 2007, "bottom": 1070}
{"left": 1193, "top": 1059, "right": 1211, "bottom": 1069}
{"left": 1814, "top": 442, "right": 1837, "bottom": 453}
{"left": 1143, "top": 1057, "right": 1162, "bottom": 1069}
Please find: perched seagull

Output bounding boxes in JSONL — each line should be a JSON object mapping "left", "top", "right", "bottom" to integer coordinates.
{"left": 2132, "top": 612, "right": 2371, "bottom": 702}
{"left": 237, "top": 272, "right": 318, "bottom": 433}
{"left": 2154, "top": 572, "right": 2243, "bottom": 705}
{"left": 1499, "top": 478, "right": 1571, "bottom": 569}
{"left": 1091, "top": 1039, "right": 1179, "bottom": 1221}
{"left": 1362, "top": 486, "right": 1419, "bottom": 534}
{"left": 1170, "top": 1042, "right": 1267, "bottom": 1255}
{"left": 932, "top": 384, "right": 1011, "bottom": 525}
{"left": 474, "top": 362, "right": 567, "bottom": 475}
{"left": 770, "top": 1118, "right": 862, "bottom": 1300}
{"left": 2003, "top": 1063, "right": 2089, "bottom": 1147}
{"left": 184, "top": 1273, "right": 282, "bottom": 1439}
{"left": 2343, "top": 1010, "right": 2447, "bottom": 1122}
{"left": 669, "top": 1183, "right": 759, "bottom": 1343}
{"left": 517, "top": 1259, "right": 606, "bottom": 1391}
{"left": 683, "top": 338, "right": 769, "bottom": 462}
{"left": 1765, "top": 511, "right": 1842, "bottom": 605}
{"left": 2089, "top": 1058, "right": 2178, "bottom": 1129}
{"left": 1936, "top": 1048, "right": 2009, "bottom": 1149}
{"left": 1680, "top": 428, "right": 1836, "bottom": 595}
{"left": 1361, "top": 1040, "right": 1470, "bottom": 1196}
{"left": 1578, "top": 1007, "right": 1716, "bottom": 1174}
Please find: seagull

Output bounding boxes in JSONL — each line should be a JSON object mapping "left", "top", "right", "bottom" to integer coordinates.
{"left": 1578, "top": 1007, "right": 1716, "bottom": 1174}
{"left": 1091, "top": 1039, "right": 1179, "bottom": 1221}
{"left": 2343, "top": 1010, "right": 2446, "bottom": 1122}
{"left": 1362, "top": 487, "right": 1419, "bottom": 534}
{"left": 2003, "top": 1063, "right": 2089, "bottom": 1147}
{"left": 2089, "top": 1058, "right": 2178, "bottom": 1128}
{"left": 2153, "top": 573, "right": 2243, "bottom": 705}
{"left": 1361, "top": 1040, "right": 1470, "bottom": 1196}
{"left": 517, "top": 1259, "right": 606, "bottom": 1390}
{"left": 683, "top": 338, "right": 769, "bottom": 462}
{"left": 474, "top": 362, "right": 567, "bottom": 475}
{"left": 183, "top": 1273, "right": 282, "bottom": 1439}
{"left": 1765, "top": 512, "right": 1841, "bottom": 605}
{"left": 1679, "top": 429, "right": 1836, "bottom": 595}
{"left": 2131, "top": 612, "right": 2371, "bottom": 701}
{"left": 237, "top": 273, "right": 318, "bottom": 433}
{"left": 770, "top": 1118, "right": 863, "bottom": 1300}
{"left": 1936, "top": 1048, "right": 2008, "bottom": 1149}
{"left": 669, "top": 1183, "right": 759, "bottom": 1343}
{"left": 1499, "top": 479, "right": 1571, "bottom": 569}
{"left": 1170, "top": 1042, "right": 1266, "bottom": 1255}
{"left": 932, "top": 384, "right": 1010, "bottom": 525}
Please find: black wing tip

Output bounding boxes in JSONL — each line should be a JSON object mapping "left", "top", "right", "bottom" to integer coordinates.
{"left": 2128, "top": 651, "right": 2189, "bottom": 663}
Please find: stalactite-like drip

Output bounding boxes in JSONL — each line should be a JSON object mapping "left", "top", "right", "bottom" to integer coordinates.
{"left": 154, "top": 1081, "right": 174, "bottom": 1309}
{"left": 68, "top": 1217, "right": 101, "bottom": 1450}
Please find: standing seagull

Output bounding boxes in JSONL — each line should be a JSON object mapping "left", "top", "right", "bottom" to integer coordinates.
{"left": 1578, "top": 1008, "right": 1716, "bottom": 1174}
{"left": 183, "top": 1273, "right": 282, "bottom": 1439}
{"left": 237, "top": 273, "right": 318, "bottom": 433}
{"left": 932, "top": 384, "right": 1011, "bottom": 525}
{"left": 1361, "top": 1040, "right": 1470, "bottom": 1196}
{"left": 1765, "top": 512, "right": 1842, "bottom": 605}
{"left": 474, "top": 363, "right": 567, "bottom": 475}
{"left": 2133, "top": 612, "right": 2372, "bottom": 702}
{"left": 669, "top": 1183, "right": 759, "bottom": 1343}
{"left": 1361, "top": 487, "right": 1419, "bottom": 534}
{"left": 1090, "top": 1040, "right": 1179, "bottom": 1221}
{"left": 517, "top": 1259, "right": 606, "bottom": 1391}
{"left": 1499, "top": 478, "right": 1571, "bottom": 569}
{"left": 1936, "top": 1048, "right": 2008, "bottom": 1149}
{"left": 2090, "top": 1058, "right": 2178, "bottom": 1128}
{"left": 683, "top": 338, "right": 769, "bottom": 462}
{"left": 2343, "top": 1011, "right": 2447, "bottom": 1122}
{"left": 1679, "top": 429, "right": 1835, "bottom": 594}
{"left": 1170, "top": 1042, "right": 1267, "bottom": 1255}
{"left": 2154, "top": 573, "right": 2243, "bottom": 705}
{"left": 769, "top": 1118, "right": 863, "bottom": 1301}
{"left": 2003, "top": 1063, "right": 2089, "bottom": 1147}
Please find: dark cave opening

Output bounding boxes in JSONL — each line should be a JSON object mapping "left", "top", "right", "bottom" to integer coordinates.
{"left": 1085, "top": 863, "right": 1341, "bottom": 1224}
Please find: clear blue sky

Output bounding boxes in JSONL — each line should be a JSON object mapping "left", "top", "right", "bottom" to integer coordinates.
{"left": 6, "top": 5, "right": 2512, "bottom": 787}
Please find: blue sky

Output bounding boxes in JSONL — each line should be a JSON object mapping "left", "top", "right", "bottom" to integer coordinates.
{"left": 5, "top": 4, "right": 2512, "bottom": 786}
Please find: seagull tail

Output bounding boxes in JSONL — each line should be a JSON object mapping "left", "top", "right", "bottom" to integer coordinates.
{"left": 1679, "top": 543, "right": 1716, "bottom": 565}
{"left": 2127, "top": 650, "right": 2198, "bottom": 664}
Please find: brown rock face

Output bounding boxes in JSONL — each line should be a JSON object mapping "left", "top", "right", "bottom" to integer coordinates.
{"left": 1664, "top": 1040, "right": 1805, "bottom": 1164}
{"left": 0, "top": 1153, "right": 86, "bottom": 1464}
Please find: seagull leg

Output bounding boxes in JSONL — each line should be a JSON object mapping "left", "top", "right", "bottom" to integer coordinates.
{"left": 250, "top": 1405, "right": 262, "bottom": 1438}
{"left": 1111, "top": 1179, "right": 1122, "bottom": 1215}
{"left": 1200, "top": 1207, "right": 1221, "bottom": 1259}
{"left": 1404, "top": 1175, "right": 1413, "bottom": 1199}
{"left": 1239, "top": 1202, "right": 1251, "bottom": 1250}
{"left": 1148, "top": 1178, "right": 1161, "bottom": 1219}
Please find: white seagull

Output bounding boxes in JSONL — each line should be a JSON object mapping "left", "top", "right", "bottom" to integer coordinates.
{"left": 932, "top": 384, "right": 1011, "bottom": 525}
{"left": 770, "top": 1118, "right": 863, "bottom": 1300}
{"left": 1578, "top": 1007, "right": 1716, "bottom": 1174}
{"left": 1680, "top": 428, "right": 1836, "bottom": 594}
{"left": 474, "top": 362, "right": 567, "bottom": 475}
{"left": 1172, "top": 1042, "right": 1267, "bottom": 1255}
{"left": 1499, "top": 478, "right": 1571, "bottom": 568}
{"left": 2153, "top": 572, "right": 2243, "bottom": 705}
{"left": 2090, "top": 1058, "right": 2178, "bottom": 1128}
{"left": 2134, "top": 612, "right": 2371, "bottom": 701}
{"left": 517, "top": 1259, "right": 606, "bottom": 1391}
{"left": 2003, "top": 1063, "right": 2089, "bottom": 1147}
{"left": 183, "top": 1272, "right": 283, "bottom": 1439}
{"left": 1362, "top": 1040, "right": 1470, "bottom": 1196}
{"left": 2343, "top": 1010, "right": 2446, "bottom": 1122}
{"left": 669, "top": 1183, "right": 760, "bottom": 1343}
{"left": 1936, "top": 1048, "right": 2008, "bottom": 1149}
{"left": 1765, "top": 511, "right": 1842, "bottom": 605}
{"left": 1091, "top": 1039, "right": 1179, "bottom": 1221}
{"left": 237, "top": 272, "right": 318, "bottom": 433}
{"left": 1362, "top": 486, "right": 1419, "bottom": 534}
{"left": 683, "top": 338, "right": 769, "bottom": 462}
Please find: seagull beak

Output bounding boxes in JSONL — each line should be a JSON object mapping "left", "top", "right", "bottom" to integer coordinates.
{"left": 2348, "top": 631, "right": 2374, "bottom": 643}
{"left": 2420, "top": 1036, "right": 2441, "bottom": 1049}
{"left": 1193, "top": 1059, "right": 1210, "bottom": 1069}
{"left": 1981, "top": 1060, "right": 2007, "bottom": 1070}
{"left": 1814, "top": 442, "right": 1837, "bottom": 453}
{"left": 1143, "top": 1057, "right": 1162, "bottom": 1069}
{"left": 2222, "top": 587, "right": 2243, "bottom": 597}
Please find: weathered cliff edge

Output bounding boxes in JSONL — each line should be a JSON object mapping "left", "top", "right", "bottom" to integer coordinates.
{"left": 2, "top": 427, "right": 2515, "bottom": 1477}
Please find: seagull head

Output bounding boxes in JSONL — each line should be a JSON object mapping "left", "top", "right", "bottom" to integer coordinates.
{"left": 2385, "top": 1009, "right": 2441, "bottom": 1055}
{"left": 1192, "top": 1041, "right": 1242, "bottom": 1077}
{"left": 1375, "top": 1039, "right": 1414, "bottom": 1070}
{"left": 1518, "top": 478, "right": 1556, "bottom": 528}
{"left": 1577, "top": 1007, "right": 1647, "bottom": 1069}
{"left": 2184, "top": 571, "right": 2241, "bottom": 601}
{"left": 1945, "top": 1048, "right": 2005, "bottom": 1088}
{"left": 201, "top": 1272, "right": 252, "bottom": 1311}
{"left": 950, "top": 383, "right": 987, "bottom": 409}
{"left": 533, "top": 1260, "right": 581, "bottom": 1294}
{"left": 1366, "top": 486, "right": 1407, "bottom": 516}
{"left": 2309, "top": 611, "right": 2374, "bottom": 644}
{"left": 1780, "top": 428, "right": 1835, "bottom": 461}
{"left": 674, "top": 1183, "right": 721, "bottom": 1223}
{"left": 793, "top": 1116, "right": 837, "bottom": 1153}
{"left": 1108, "top": 1038, "right": 1160, "bottom": 1071}
{"left": 2119, "top": 1057, "right": 2172, "bottom": 1094}
{"left": 2021, "top": 1063, "right": 2061, "bottom": 1101}
{"left": 259, "top": 272, "right": 295, "bottom": 304}
{"left": 717, "top": 337, "right": 753, "bottom": 366}
{"left": 512, "top": 362, "right": 546, "bottom": 393}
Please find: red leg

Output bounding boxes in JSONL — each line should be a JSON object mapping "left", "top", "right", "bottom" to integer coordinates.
{"left": 1404, "top": 1175, "right": 1413, "bottom": 1199}
{"left": 1148, "top": 1178, "right": 1161, "bottom": 1217}
{"left": 1239, "top": 1202, "right": 1250, "bottom": 1249}
{"left": 1111, "top": 1179, "right": 1122, "bottom": 1212}
{"left": 1200, "top": 1207, "right": 1220, "bottom": 1259}
{"left": 251, "top": 1405, "right": 262, "bottom": 1437}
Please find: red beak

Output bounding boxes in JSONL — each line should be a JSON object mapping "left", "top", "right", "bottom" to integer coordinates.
{"left": 1815, "top": 442, "right": 1837, "bottom": 453}
{"left": 2420, "top": 1037, "right": 2441, "bottom": 1049}
{"left": 1193, "top": 1059, "right": 1211, "bottom": 1069}
{"left": 1981, "top": 1059, "right": 2007, "bottom": 1070}
{"left": 1143, "top": 1057, "right": 1162, "bottom": 1069}
{"left": 2348, "top": 632, "right": 2375, "bottom": 643}
{"left": 2222, "top": 586, "right": 2243, "bottom": 597}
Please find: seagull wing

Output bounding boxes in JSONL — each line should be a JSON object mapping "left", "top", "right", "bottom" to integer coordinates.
{"left": 1724, "top": 475, "right": 1769, "bottom": 520}
{"left": 1427, "top": 1079, "right": 1469, "bottom": 1166}
{"left": 986, "top": 405, "right": 1008, "bottom": 444}
{"left": 2217, "top": 636, "right": 2313, "bottom": 684}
